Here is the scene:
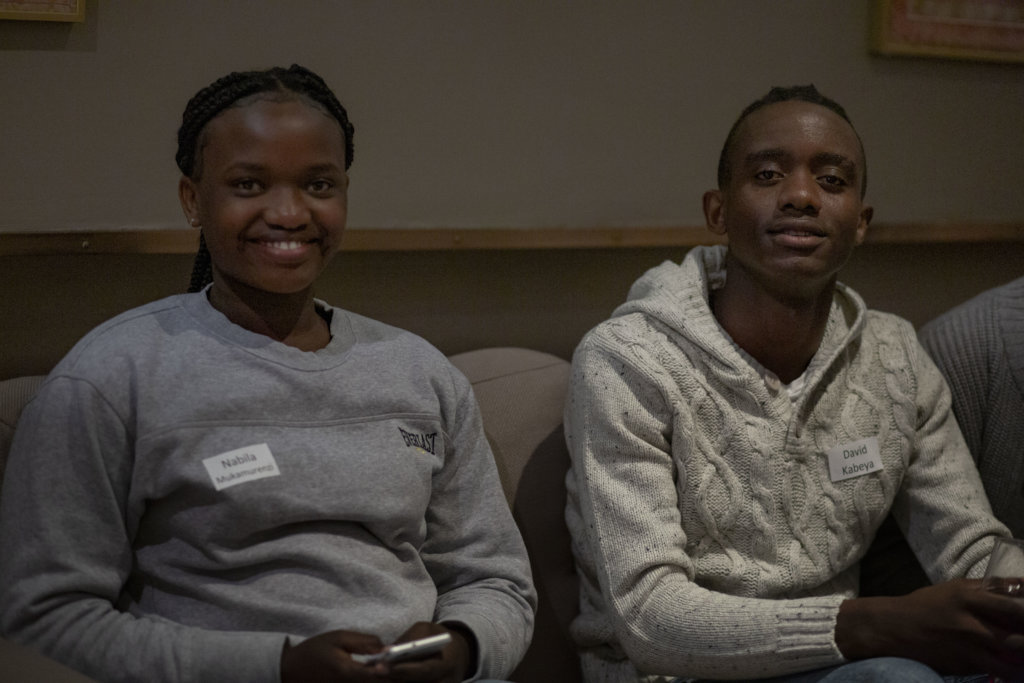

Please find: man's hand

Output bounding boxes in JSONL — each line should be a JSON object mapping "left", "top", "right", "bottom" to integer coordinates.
{"left": 837, "top": 578, "right": 1024, "bottom": 678}
{"left": 280, "top": 629, "right": 386, "bottom": 683}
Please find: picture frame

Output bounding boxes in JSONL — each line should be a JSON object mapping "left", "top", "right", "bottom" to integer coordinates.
{"left": 872, "top": 0, "right": 1024, "bottom": 63}
{"left": 0, "top": 0, "right": 84, "bottom": 22}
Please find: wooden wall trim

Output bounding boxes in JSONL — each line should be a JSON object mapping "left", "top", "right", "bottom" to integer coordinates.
{"left": 1, "top": 222, "right": 1022, "bottom": 255}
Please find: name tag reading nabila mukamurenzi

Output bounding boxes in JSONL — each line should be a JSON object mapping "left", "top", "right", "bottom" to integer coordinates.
{"left": 203, "top": 443, "right": 281, "bottom": 491}
{"left": 826, "top": 436, "right": 884, "bottom": 483}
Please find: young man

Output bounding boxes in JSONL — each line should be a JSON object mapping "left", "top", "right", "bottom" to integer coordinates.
{"left": 564, "top": 85, "right": 1023, "bottom": 682}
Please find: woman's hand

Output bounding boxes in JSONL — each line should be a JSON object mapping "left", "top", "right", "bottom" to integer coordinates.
{"left": 280, "top": 629, "right": 386, "bottom": 683}
{"left": 385, "top": 621, "right": 473, "bottom": 683}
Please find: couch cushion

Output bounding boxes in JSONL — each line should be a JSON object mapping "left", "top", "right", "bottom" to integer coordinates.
{"left": 0, "top": 637, "right": 100, "bottom": 682}
{"left": 0, "top": 375, "right": 46, "bottom": 486}
{"left": 449, "top": 347, "right": 581, "bottom": 683}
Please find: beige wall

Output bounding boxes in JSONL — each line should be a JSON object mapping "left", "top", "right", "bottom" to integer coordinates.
{"left": 1, "top": 1, "right": 1022, "bottom": 233}
{"left": 1, "top": 2, "right": 1022, "bottom": 378}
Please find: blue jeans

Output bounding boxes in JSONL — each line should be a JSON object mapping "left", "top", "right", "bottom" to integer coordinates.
{"left": 687, "top": 657, "right": 988, "bottom": 682}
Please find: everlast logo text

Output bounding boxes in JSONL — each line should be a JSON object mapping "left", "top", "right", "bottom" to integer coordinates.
{"left": 399, "top": 427, "right": 438, "bottom": 455}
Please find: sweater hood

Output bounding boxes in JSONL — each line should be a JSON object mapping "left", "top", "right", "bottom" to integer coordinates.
{"left": 612, "top": 244, "right": 868, "bottom": 385}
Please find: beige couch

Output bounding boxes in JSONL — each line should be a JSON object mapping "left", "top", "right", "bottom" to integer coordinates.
{"left": 0, "top": 343, "right": 962, "bottom": 682}
{"left": 0, "top": 347, "right": 582, "bottom": 682}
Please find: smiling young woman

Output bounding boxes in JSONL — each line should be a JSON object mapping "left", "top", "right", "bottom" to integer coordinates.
{"left": 0, "top": 65, "right": 535, "bottom": 683}
{"left": 179, "top": 97, "right": 351, "bottom": 350}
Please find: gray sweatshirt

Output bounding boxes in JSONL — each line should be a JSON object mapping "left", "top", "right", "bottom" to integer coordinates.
{"left": 919, "top": 275, "right": 1024, "bottom": 537}
{"left": 0, "top": 292, "right": 535, "bottom": 682}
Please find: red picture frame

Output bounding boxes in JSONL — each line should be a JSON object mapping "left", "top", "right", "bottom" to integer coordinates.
{"left": 872, "top": 0, "right": 1024, "bottom": 63}
{"left": 0, "top": 0, "right": 84, "bottom": 22}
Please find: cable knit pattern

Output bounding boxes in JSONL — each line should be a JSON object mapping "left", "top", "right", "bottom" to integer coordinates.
{"left": 919, "top": 275, "right": 1024, "bottom": 537}
{"left": 564, "top": 245, "right": 1007, "bottom": 681}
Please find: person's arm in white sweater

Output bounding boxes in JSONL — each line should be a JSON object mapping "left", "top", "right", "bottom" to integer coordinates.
{"left": 836, "top": 337, "right": 1024, "bottom": 678}
{"left": 565, "top": 341, "right": 844, "bottom": 679}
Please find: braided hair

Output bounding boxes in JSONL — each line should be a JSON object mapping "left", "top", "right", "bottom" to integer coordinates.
{"left": 716, "top": 84, "right": 866, "bottom": 198}
{"left": 178, "top": 64, "right": 355, "bottom": 292}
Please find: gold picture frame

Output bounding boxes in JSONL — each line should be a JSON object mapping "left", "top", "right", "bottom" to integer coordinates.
{"left": 872, "top": 0, "right": 1024, "bottom": 63}
{"left": 0, "top": 0, "right": 84, "bottom": 22}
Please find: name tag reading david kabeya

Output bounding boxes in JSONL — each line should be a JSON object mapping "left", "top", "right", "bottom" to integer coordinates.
{"left": 826, "top": 436, "right": 884, "bottom": 483}
{"left": 203, "top": 443, "right": 281, "bottom": 491}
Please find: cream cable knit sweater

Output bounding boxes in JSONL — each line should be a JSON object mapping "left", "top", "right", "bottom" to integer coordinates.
{"left": 564, "top": 245, "right": 1007, "bottom": 682}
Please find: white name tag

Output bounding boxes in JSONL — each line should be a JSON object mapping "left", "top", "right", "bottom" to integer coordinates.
{"left": 826, "top": 436, "right": 884, "bottom": 482}
{"left": 203, "top": 443, "right": 280, "bottom": 491}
